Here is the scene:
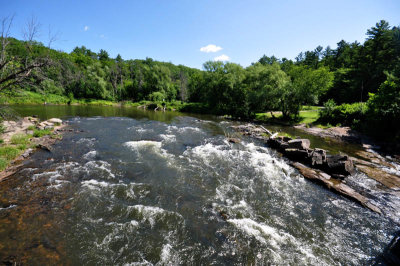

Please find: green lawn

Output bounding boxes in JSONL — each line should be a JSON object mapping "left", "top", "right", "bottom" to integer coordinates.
{"left": 255, "top": 106, "right": 323, "bottom": 126}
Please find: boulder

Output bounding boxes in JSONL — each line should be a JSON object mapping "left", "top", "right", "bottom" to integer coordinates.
{"left": 287, "top": 139, "right": 310, "bottom": 150}
{"left": 267, "top": 138, "right": 289, "bottom": 151}
{"left": 284, "top": 148, "right": 310, "bottom": 161}
{"left": 282, "top": 136, "right": 292, "bottom": 142}
{"left": 37, "top": 143, "right": 52, "bottom": 152}
{"left": 227, "top": 138, "right": 240, "bottom": 144}
{"left": 48, "top": 118, "right": 62, "bottom": 124}
{"left": 324, "top": 154, "right": 355, "bottom": 176}
{"left": 311, "top": 148, "right": 326, "bottom": 166}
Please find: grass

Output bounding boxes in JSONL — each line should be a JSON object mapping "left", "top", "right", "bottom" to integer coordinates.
{"left": 0, "top": 91, "right": 70, "bottom": 104}
{"left": 0, "top": 146, "right": 21, "bottom": 161}
{"left": 255, "top": 106, "right": 326, "bottom": 127}
{"left": 0, "top": 158, "right": 7, "bottom": 171}
{"left": 297, "top": 110, "right": 319, "bottom": 124}
{"left": 0, "top": 130, "right": 54, "bottom": 171}
{"left": 10, "top": 133, "right": 31, "bottom": 145}
{"left": 33, "top": 129, "right": 52, "bottom": 137}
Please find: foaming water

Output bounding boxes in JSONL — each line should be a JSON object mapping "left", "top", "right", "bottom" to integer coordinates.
{"left": 0, "top": 115, "right": 398, "bottom": 265}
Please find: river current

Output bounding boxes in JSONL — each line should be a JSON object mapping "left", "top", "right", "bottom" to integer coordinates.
{"left": 0, "top": 105, "right": 398, "bottom": 265}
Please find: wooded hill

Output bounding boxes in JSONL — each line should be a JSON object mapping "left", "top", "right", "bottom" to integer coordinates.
{"left": 1, "top": 20, "right": 399, "bottom": 139}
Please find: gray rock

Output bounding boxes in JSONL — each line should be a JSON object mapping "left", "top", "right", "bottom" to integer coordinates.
{"left": 287, "top": 139, "right": 310, "bottom": 150}
{"left": 284, "top": 148, "right": 310, "bottom": 161}
{"left": 325, "top": 154, "right": 355, "bottom": 176}
{"left": 48, "top": 118, "right": 62, "bottom": 124}
{"left": 311, "top": 148, "right": 326, "bottom": 166}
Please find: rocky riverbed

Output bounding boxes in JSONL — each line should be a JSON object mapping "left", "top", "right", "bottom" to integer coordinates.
{"left": 0, "top": 117, "right": 66, "bottom": 181}
{"left": 231, "top": 123, "right": 400, "bottom": 217}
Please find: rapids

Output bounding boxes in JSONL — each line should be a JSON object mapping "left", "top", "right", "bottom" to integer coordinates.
{"left": 0, "top": 105, "right": 399, "bottom": 265}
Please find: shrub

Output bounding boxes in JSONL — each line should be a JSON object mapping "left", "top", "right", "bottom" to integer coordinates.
{"left": 318, "top": 101, "right": 367, "bottom": 128}
{"left": 367, "top": 73, "right": 400, "bottom": 140}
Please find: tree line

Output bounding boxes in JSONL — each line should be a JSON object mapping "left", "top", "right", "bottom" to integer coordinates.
{"left": 1, "top": 19, "right": 399, "bottom": 139}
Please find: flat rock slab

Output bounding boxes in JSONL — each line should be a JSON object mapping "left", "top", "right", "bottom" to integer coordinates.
{"left": 356, "top": 164, "right": 400, "bottom": 191}
{"left": 291, "top": 162, "right": 382, "bottom": 214}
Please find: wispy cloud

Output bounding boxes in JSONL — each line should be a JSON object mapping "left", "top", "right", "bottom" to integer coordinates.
{"left": 100, "top": 34, "right": 105, "bottom": 38}
{"left": 200, "top": 44, "right": 222, "bottom": 53}
{"left": 84, "top": 25, "right": 89, "bottom": 31}
{"left": 214, "top": 54, "right": 230, "bottom": 62}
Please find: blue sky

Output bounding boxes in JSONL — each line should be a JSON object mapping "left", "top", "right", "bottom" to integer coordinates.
{"left": 1, "top": 0, "right": 399, "bottom": 69}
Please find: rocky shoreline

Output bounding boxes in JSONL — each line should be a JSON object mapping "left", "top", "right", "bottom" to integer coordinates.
{"left": 231, "top": 123, "right": 400, "bottom": 215}
{"left": 0, "top": 117, "right": 66, "bottom": 182}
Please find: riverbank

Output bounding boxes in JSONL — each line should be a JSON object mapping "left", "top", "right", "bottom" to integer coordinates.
{"left": 2, "top": 91, "right": 398, "bottom": 158}
{"left": 0, "top": 91, "right": 202, "bottom": 112}
{"left": 0, "top": 117, "right": 65, "bottom": 181}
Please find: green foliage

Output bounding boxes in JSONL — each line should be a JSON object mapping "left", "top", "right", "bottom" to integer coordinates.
{"left": 318, "top": 102, "right": 368, "bottom": 128}
{"left": 0, "top": 146, "right": 20, "bottom": 161}
{"left": 367, "top": 72, "right": 400, "bottom": 139}
{"left": 0, "top": 158, "right": 7, "bottom": 171}
{"left": 10, "top": 134, "right": 31, "bottom": 145}
{"left": 318, "top": 99, "right": 336, "bottom": 119}
{"left": 1, "top": 19, "right": 398, "bottom": 141}
{"left": 33, "top": 129, "right": 52, "bottom": 137}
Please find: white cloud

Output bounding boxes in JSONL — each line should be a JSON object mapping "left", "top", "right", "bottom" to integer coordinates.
{"left": 214, "top": 54, "right": 230, "bottom": 62}
{"left": 200, "top": 44, "right": 222, "bottom": 53}
{"left": 84, "top": 26, "right": 89, "bottom": 31}
{"left": 100, "top": 34, "right": 105, "bottom": 38}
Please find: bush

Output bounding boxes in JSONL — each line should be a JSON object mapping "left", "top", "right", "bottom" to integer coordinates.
{"left": 179, "top": 102, "right": 210, "bottom": 114}
{"left": 318, "top": 101, "right": 367, "bottom": 128}
{"left": 318, "top": 99, "right": 336, "bottom": 119}
{"left": 367, "top": 73, "right": 400, "bottom": 140}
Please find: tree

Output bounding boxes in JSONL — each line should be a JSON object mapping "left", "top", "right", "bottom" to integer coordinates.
{"left": 0, "top": 16, "right": 50, "bottom": 91}
{"left": 278, "top": 65, "right": 333, "bottom": 118}
{"left": 244, "top": 62, "right": 290, "bottom": 114}
{"left": 98, "top": 49, "right": 109, "bottom": 61}
{"left": 367, "top": 72, "right": 400, "bottom": 138}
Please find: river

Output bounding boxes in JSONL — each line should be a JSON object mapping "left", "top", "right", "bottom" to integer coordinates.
{"left": 0, "top": 105, "right": 398, "bottom": 265}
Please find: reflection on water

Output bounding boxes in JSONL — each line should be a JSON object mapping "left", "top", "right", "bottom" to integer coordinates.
{"left": 0, "top": 105, "right": 398, "bottom": 265}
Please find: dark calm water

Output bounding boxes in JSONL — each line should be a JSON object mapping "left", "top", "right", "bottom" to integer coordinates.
{"left": 0, "top": 105, "right": 399, "bottom": 265}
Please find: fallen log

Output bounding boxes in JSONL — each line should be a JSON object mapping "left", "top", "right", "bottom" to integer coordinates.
{"left": 291, "top": 162, "right": 382, "bottom": 214}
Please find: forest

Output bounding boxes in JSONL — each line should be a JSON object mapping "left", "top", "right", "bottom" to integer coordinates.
{"left": 0, "top": 20, "right": 399, "bottom": 140}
